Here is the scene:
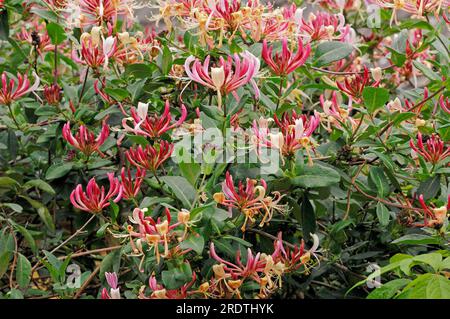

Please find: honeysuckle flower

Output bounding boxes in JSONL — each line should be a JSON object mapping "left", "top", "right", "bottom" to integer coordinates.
{"left": 120, "top": 167, "right": 146, "bottom": 200}
{"left": 439, "top": 95, "right": 450, "bottom": 114}
{"left": 417, "top": 194, "right": 450, "bottom": 228}
{"left": 184, "top": 51, "right": 260, "bottom": 108}
{"left": 70, "top": 173, "right": 123, "bottom": 213}
{"left": 213, "top": 171, "right": 286, "bottom": 231}
{"left": 374, "top": 0, "right": 447, "bottom": 25}
{"left": 62, "top": 121, "right": 110, "bottom": 157}
{"left": 80, "top": 0, "right": 134, "bottom": 28}
{"left": 101, "top": 272, "right": 121, "bottom": 299}
{"left": 74, "top": 34, "right": 117, "bottom": 69}
{"left": 252, "top": 111, "right": 320, "bottom": 163}
{"left": 410, "top": 133, "right": 450, "bottom": 165}
{"left": 125, "top": 141, "right": 174, "bottom": 172}
{"left": 127, "top": 208, "right": 182, "bottom": 263}
{"left": 43, "top": 83, "right": 62, "bottom": 105}
{"left": 122, "top": 100, "right": 187, "bottom": 139}
{"left": 261, "top": 38, "right": 311, "bottom": 76}
{"left": 140, "top": 272, "right": 196, "bottom": 299}
{"left": 0, "top": 72, "right": 40, "bottom": 105}
{"left": 336, "top": 66, "right": 380, "bottom": 102}
{"left": 319, "top": 92, "right": 359, "bottom": 132}
{"left": 296, "top": 11, "right": 350, "bottom": 42}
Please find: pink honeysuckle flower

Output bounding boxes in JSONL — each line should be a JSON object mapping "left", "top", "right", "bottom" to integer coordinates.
{"left": 184, "top": 51, "right": 260, "bottom": 108}
{"left": 140, "top": 272, "right": 196, "bottom": 299}
{"left": 120, "top": 167, "right": 146, "bottom": 200}
{"left": 409, "top": 132, "right": 450, "bottom": 165}
{"left": 43, "top": 83, "right": 62, "bottom": 105}
{"left": 74, "top": 36, "right": 117, "bottom": 70}
{"left": 319, "top": 91, "right": 355, "bottom": 130}
{"left": 271, "top": 232, "right": 320, "bottom": 271}
{"left": 374, "top": 0, "right": 447, "bottom": 25}
{"left": 416, "top": 194, "right": 450, "bottom": 228}
{"left": 296, "top": 11, "right": 349, "bottom": 42}
{"left": 101, "top": 272, "right": 120, "bottom": 299}
{"left": 127, "top": 207, "right": 182, "bottom": 263}
{"left": 79, "top": 0, "right": 133, "bottom": 28}
{"left": 439, "top": 95, "right": 450, "bottom": 114}
{"left": 125, "top": 140, "right": 174, "bottom": 172}
{"left": 62, "top": 121, "right": 110, "bottom": 157}
{"left": 262, "top": 38, "right": 311, "bottom": 76}
{"left": 336, "top": 66, "right": 380, "bottom": 102}
{"left": 122, "top": 100, "right": 187, "bottom": 139}
{"left": 213, "top": 171, "right": 286, "bottom": 230}
{"left": 0, "top": 71, "right": 40, "bottom": 105}
{"left": 70, "top": 173, "right": 123, "bottom": 213}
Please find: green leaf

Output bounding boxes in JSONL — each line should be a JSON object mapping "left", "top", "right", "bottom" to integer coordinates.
{"left": 161, "top": 263, "right": 192, "bottom": 290}
{"left": 0, "top": 251, "right": 12, "bottom": 278}
{"left": 376, "top": 202, "right": 391, "bottom": 226}
{"left": 109, "top": 200, "right": 120, "bottom": 223}
{"left": 314, "top": 41, "right": 354, "bottom": 67}
{"left": 14, "top": 224, "right": 37, "bottom": 255}
{"left": 124, "top": 63, "right": 156, "bottom": 79}
{"left": 0, "top": 176, "right": 20, "bottom": 188}
{"left": 30, "top": 7, "right": 58, "bottom": 22}
{"left": 179, "top": 235, "right": 205, "bottom": 254}
{"left": 23, "top": 179, "right": 56, "bottom": 195}
{"left": 16, "top": 253, "right": 32, "bottom": 289}
{"left": 222, "top": 235, "right": 253, "bottom": 247}
{"left": 369, "top": 166, "right": 390, "bottom": 197}
{"left": 161, "top": 45, "right": 173, "bottom": 75}
{"left": 126, "top": 134, "right": 149, "bottom": 146}
{"left": 413, "top": 61, "right": 440, "bottom": 81}
{"left": 160, "top": 176, "right": 196, "bottom": 208}
{"left": 392, "top": 234, "right": 440, "bottom": 245}
{"left": 291, "top": 163, "right": 341, "bottom": 188}
{"left": 178, "top": 160, "right": 201, "bottom": 186}
{"left": 46, "top": 22, "right": 67, "bottom": 45}
{"left": 425, "top": 274, "right": 450, "bottom": 299}
{"left": 413, "top": 253, "right": 442, "bottom": 272}
{"left": 416, "top": 176, "right": 440, "bottom": 200}
{"left": 363, "top": 87, "right": 390, "bottom": 113}
{"left": 20, "top": 196, "right": 55, "bottom": 232}
{"left": 45, "top": 162, "right": 73, "bottom": 180}
{"left": 367, "top": 279, "right": 410, "bottom": 299}
{"left": 1, "top": 203, "right": 22, "bottom": 213}
{"left": 103, "top": 87, "right": 130, "bottom": 102}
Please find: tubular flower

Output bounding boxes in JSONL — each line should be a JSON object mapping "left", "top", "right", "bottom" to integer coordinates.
{"left": 120, "top": 167, "right": 146, "bottom": 200}
{"left": 122, "top": 100, "right": 187, "bottom": 139}
{"left": 439, "top": 95, "right": 450, "bottom": 114}
{"left": 213, "top": 171, "right": 286, "bottom": 231}
{"left": 94, "top": 79, "right": 115, "bottom": 104}
{"left": 262, "top": 38, "right": 311, "bottom": 76}
{"left": 79, "top": 0, "right": 133, "bottom": 27}
{"left": 140, "top": 273, "right": 196, "bottom": 299}
{"left": 417, "top": 194, "right": 450, "bottom": 229}
{"left": 319, "top": 92, "right": 359, "bottom": 133}
{"left": 101, "top": 272, "right": 121, "bottom": 299}
{"left": 43, "top": 83, "right": 62, "bottom": 105}
{"left": 127, "top": 208, "right": 182, "bottom": 263}
{"left": 263, "top": 111, "right": 321, "bottom": 163}
{"left": 296, "top": 11, "right": 350, "bottom": 42}
{"left": 208, "top": 233, "right": 319, "bottom": 299}
{"left": 0, "top": 72, "right": 40, "bottom": 105}
{"left": 70, "top": 173, "right": 123, "bottom": 213}
{"left": 62, "top": 121, "right": 110, "bottom": 157}
{"left": 374, "top": 0, "right": 448, "bottom": 25}
{"left": 125, "top": 141, "right": 174, "bottom": 172}
{"left": 184, "top": 51, "right": 260, "bottom": 108}
{"left": 336, "top": 66, "right": 380, "bottom": 102}
{"left": 75, "top": 34, "right": 117, "bottom": 69}
{"left": 409, "top": 133, "right": 450, "bottom": 165}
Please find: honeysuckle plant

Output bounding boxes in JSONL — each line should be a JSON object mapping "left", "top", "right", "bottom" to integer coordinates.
{"left": 0, "top": 0, "right": 449, "bottom": 300}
